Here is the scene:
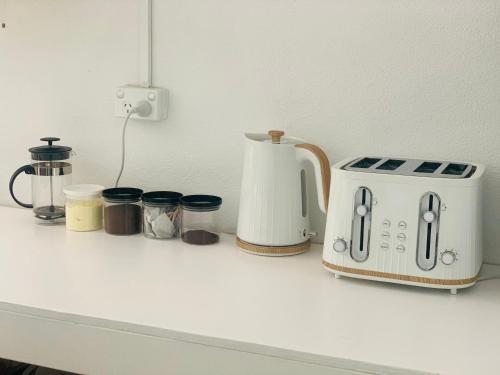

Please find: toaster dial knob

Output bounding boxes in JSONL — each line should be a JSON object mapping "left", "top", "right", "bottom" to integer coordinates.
{"left": 333, "top": 239, "right": 347, "bottom": 252}
{"left": 441, "top": 251, "right": 456, "bottom": 265}
{"left": 356, "top": 205, "right": 369, "bottom": 217}
{"left": 423, "top": 211, "right": 436, "bottom": 223}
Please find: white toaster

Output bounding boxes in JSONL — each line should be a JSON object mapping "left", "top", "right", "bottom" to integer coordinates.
{"left": 323, "top": 156, "right": 485, "bottom": 294}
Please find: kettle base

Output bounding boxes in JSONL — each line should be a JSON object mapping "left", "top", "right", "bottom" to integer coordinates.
{"left": 236, "top": 237, "right": 310, "bottom": 256}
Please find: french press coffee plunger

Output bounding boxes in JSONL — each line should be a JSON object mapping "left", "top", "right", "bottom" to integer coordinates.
{"left": 9, "top": 137, "right": 73, "bottom": 223}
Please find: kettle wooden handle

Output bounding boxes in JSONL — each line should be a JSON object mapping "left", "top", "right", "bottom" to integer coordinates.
{"left": 295, "top": 143, "right": 331, "bottom": 213}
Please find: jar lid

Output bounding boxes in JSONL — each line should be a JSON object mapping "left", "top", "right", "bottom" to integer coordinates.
{"left": 142, "top": 191, "right": 183, "bottom": 205}
{"left": 29, "top": 137, "right": 72, "bottom": 161}
{"left": 180, "top": 195, "right": 222, "bottom": 209}
{"left": 64, "top": 184, "right": 105, "bottom": 199}
{"left": 102, "top": 187, "right": 143, "bottom": 202}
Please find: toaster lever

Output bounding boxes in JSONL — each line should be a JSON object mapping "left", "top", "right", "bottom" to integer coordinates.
{"left": 416, "top": 192, "right": 441, "bottom": 271}
{"left": 422, "top": 211, "right": 436, "bottom": 223}
{"left": 350, "top": 187, "right": 372, "bottom": 262}
{"left": 356, "top": 205, "right": 369, "bottom": 217}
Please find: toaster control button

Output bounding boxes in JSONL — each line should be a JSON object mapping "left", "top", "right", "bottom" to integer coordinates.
{"left": 397, "top": 233, "right": 406, "bottom": 242}
{"left": 398, "top": 221, "right": 407, "bottom": 230}
{"left": 356, "top": 205, "right": 369, "bottom": 217}
{"left": 382, "top": 219, "right": 391, "bottom": 228}
{"left": 441, "top": 251, "right": 457, "bottom": 265}
{"left": 396, "top": 244, "right": 406, "bottom": 253}
{"left": 382, "top": 231, "right": 390, "bottom": 240}
{"left": 423, "top": 211, "right": 436, "bottom": 223}
{"left": 333, "top": 239, "right": 347, "bottom": 252}
{"left": 380, "top": 242, "right": 390, "bottom": 250}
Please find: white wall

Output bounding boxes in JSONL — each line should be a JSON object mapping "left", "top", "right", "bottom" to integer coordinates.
{"left": 1, "top": 0, "right": 499, "bottom": 263}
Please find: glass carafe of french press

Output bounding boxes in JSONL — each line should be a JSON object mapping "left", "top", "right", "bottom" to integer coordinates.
{"left": 9, "top": 137, "right": 73, "bottom": 223}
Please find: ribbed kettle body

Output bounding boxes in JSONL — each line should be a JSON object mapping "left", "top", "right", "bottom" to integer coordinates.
{"left": 237, "top": 136, "right": 309, "bottom": 246}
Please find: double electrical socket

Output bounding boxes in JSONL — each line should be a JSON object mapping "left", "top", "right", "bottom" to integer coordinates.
{"left": 114, "top": 85, "right": 168, "bottom": 121}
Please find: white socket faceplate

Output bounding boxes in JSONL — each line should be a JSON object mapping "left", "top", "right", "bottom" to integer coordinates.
{"left": 114, "top": 85, "right": 168, "bottom": 121}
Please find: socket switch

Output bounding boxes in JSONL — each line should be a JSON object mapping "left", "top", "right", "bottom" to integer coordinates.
{"left": 114, "top": 85, "right": 168, "bottom": 121}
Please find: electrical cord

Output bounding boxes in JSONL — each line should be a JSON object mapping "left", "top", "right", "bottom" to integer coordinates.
{"left": 114, "top": 100, "right": 152, "bottom": 188}
{"left": 114, "top": 110, "right": 135, "bottom": 188}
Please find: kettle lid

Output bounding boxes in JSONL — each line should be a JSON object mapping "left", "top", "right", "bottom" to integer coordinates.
{"left": 246, "top": 130, "right": 304, "bottom": 145}
{"left": 29, "top": 137, "right": 72, "bottom": 161}
{"left": 268, "top": 130, "right": 285, "bottom": 144}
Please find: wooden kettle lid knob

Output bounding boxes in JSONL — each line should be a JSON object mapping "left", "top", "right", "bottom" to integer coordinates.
{"left": 268, "top": 130, "right": 285, "bottom": 144}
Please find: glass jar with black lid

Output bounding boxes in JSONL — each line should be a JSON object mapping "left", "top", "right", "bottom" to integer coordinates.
{"left": 103, "top": 188, "right": 143, "bottom": 235}
{"left": 9, "top": 137, "right": 73, "bottom": 223}
{"left": 180, "top": 195, "right": 222, "bottom": 245}
{"left": 142, "top": 191, "right": 183, "bottom": 239}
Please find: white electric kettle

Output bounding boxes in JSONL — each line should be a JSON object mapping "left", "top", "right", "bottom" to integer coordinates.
{"left": 236, "top": 130, "right": 331, "bottom": 256}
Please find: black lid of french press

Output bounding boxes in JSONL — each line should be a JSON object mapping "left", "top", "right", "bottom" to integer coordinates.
{"left": 29, "top": 137, "right": 72, "bottom": 161}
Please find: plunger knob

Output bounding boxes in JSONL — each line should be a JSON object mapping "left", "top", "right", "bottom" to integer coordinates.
{"left": 40, "top": 137, "right": 61, "bottom": 146}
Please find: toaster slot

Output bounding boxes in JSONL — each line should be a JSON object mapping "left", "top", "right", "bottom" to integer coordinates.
{"left": 376, "top": 159, "right": 406, "bottom": 171}
{"left": 415, "top": 162, "right": 441, "bottom": 174}
{"left": 350, "top": 187, "right": 372, "bottom": 262}
{"left": 350, "top": 158, "right": 381, "bottom": 169}
{"left": 442, "top": 163, "right": 468, "bottom": 176}
{"left": 416, "top": 192, "right": 440, "bottom": 271}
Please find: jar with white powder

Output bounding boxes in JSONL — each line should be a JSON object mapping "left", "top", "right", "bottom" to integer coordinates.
{"left": 64, "top": 184, "right": 105, "bottom": 232}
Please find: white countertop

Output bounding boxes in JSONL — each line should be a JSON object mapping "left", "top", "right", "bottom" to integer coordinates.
{"left": 0, "top": 206, "right": 499, "bottom": 375}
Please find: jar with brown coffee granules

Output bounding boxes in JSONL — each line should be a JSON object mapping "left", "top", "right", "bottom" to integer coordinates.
{"left": 102, "top": 187, "right": 143, "bottom": 235}
{"left": 180, "top": 195, "right": 222, "bottom": 245}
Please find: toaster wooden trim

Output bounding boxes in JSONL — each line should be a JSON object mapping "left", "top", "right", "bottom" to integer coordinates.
{"left": 236, "top": 237, "right": 310, "bottom": 255}
{"left": 322, "top": 261, "right": 480, "bottom": 285}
